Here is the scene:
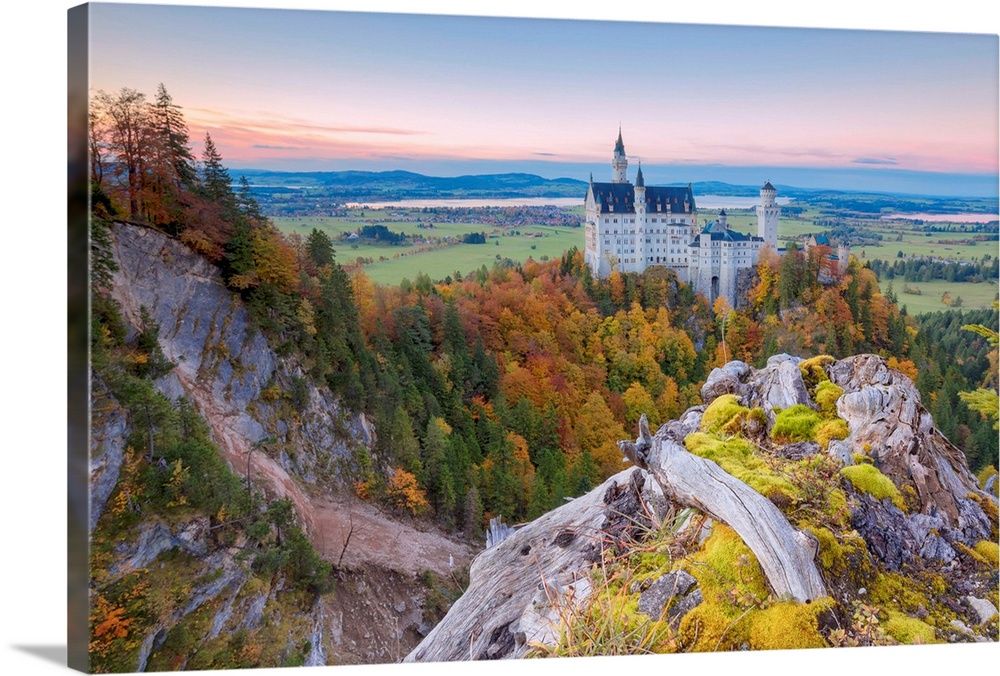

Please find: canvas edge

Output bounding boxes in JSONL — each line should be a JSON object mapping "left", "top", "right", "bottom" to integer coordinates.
{"left": 68, "top": 2, "right": 91, "bottom": 673}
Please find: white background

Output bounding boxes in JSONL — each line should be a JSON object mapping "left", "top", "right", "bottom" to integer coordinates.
{"left": 1, "top": 1, "right": 998, "bottom": 675}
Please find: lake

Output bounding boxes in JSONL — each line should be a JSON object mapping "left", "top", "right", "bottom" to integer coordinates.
{"left": 345, "top": 195, "right": 793, "bottom": 210}
{"left": 881, "top": 212, "right": 1000, "bottom": 224}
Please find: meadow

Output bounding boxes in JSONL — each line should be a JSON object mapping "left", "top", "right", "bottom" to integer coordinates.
{"left": 273, "top": 212, "right": 580, "bottom": 286}
{"left": 273, "top": 205, "right": 998, "bottom": 312}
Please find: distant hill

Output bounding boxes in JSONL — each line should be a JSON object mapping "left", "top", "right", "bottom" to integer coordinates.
{"left": 238, "top": 169, "right": 588, "bottom": 200}
{"left": 236, "top": 169, "right": 998, "bottom": 216}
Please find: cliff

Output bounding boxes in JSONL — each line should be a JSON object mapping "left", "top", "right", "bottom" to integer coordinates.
{"left": 407, "top": 354, "right": 998, "bottom": 660}
{"left": 89, "top": 223, "right": 471, "bottom": 670}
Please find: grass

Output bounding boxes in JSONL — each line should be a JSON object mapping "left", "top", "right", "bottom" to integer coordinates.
{"left": 887, "top": 279, "right": 999, "bottom": 315}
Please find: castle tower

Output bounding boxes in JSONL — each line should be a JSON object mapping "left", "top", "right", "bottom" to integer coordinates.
{"left": 611, "top": 128, "right": 628, "bottom": 183}
{"left": 719, "top": 209, "right": 728, "bottom": 230}
{"left": 635, "top": 163, "right": 646, "bottom": 269}
{"left": 756, "top": 181, "right": 779, "bottom": 249}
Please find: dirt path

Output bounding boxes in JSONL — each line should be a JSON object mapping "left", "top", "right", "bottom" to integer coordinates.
{"left": 174, "top": 367, "right": 473, "bottom": 578}
{"left": 311, "top": 494, "right": 472, "bottom": 577}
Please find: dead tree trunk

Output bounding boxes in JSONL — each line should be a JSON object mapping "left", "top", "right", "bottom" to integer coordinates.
{"left": 620, "top": 434, "right": 827, "bottom": 603}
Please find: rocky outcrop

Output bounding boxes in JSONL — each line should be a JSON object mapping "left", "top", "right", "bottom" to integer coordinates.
{"left": 97, "top": 223, "right": 471, "bottom": 668}
{"left": 828, "top": 354, "right": 990, "bottom": 527}
{"left": 408, "top": 353, "right": 998, "bottom": 660}
{"left": 701, "top": 354, "right": 813, "bottom": 420}
{"left": 90, "top": 378, "right": 130, "bottom": 533}
{"left": 109, "top": 223, "right": 373, "bottom": 533}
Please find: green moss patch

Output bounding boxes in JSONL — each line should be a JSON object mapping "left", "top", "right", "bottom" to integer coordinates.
{"left": 771, "top": 405, "right": 823, "bottom": 443}
{"left": 814, "top": 381, "right": 844, "bottom": 417}
{"left": 840, "top": 464, "right": 906, "bottom": 511}
{"left": 973, "top": 540, "right": 999, "bottom": 566}
{"left": 884, "top": 610, "right": 939, "bottom": 644}
{"left": 700, "top": 394, "right": 749, "bottom": 435}
{"left": 799, "top": 355, "right": 834, "bottom": 390}
{"left": 684, "top": 433, "right": 798, "bottom": 506}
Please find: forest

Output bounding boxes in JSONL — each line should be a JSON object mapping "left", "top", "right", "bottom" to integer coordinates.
{"left": 89, "top": 83, "right": 998, "bottom": 543}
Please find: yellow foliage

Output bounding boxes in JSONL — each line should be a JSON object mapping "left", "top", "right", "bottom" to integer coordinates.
{"left": 973, "top": 540, "right": 999, "bottom": 566}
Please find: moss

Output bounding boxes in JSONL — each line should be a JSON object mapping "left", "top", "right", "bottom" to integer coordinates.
{"left": 683, "top": 524, "right": 770, "bottom": 615}
{"left": 677, "top": 602, "right": 749, "bottom": 652}
{"left": 955, "top": 542, "right": 991, "bottom": 566}
{"left": 840, "top": 464, "right": 906, "bottom": 511}
{"left": 852, "top": 452, "right": 874, "bottom": 465}
{"left": 978, "top": 465, "right": 998, "bottom": 494}
{"left": 868, "top": 572, "right": 929, "bottom": 614}
{"left": 973, "top": 539, "right": 999, "bottom": 566}
{"left": 720, "top": 407, "right": 769, "bottom": 439}
{"left": 814, "top": 419, "right": 849, "bottom": 450}
{"left": 771, "top": 404, "right": 823, "bottom": 443}
{"left": 799, "top": 355, "right": 835, "bottom": 390}
{"left": 700, "top": 394, "right": 749, "bottom": 435}
{"left": 746, "top": 599, "right": 830, "bottom": 650}
{"left": 884, "top": 610, "right": 939, "bottom": 644}
{"left": 814, "top": 381, "right": 844, "bottom": 417}
{"left": 685, "top": 433, "right": 799, "bottom": 507}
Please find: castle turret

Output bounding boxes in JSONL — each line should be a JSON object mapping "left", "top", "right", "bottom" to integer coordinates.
{"left": 611, "top": 128, "right": 628, "bottom": 183}
{"left": 635, "top": 163, "right": 647, "bottom": 267}
{"left": 756, "top": 181, "right": 780, "bottom": 249}
{"left": 719, "top": 209, "right": 728, "bottom": 230}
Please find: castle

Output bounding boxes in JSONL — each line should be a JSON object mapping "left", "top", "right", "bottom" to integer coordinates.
{"left": 584, "top": 130, "right": 780, "bottom": 308}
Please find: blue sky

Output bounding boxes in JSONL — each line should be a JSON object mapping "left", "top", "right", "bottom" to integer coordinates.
{"left": 83, "top": 1, "right": 999, "bottom": 196}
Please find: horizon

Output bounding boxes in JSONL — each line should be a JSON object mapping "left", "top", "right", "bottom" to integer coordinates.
{"left": 231, "top": 160, "right": 1000, "bottom": 199}
{"left": 87, "top": 2, "right": 999, "bottom": 200}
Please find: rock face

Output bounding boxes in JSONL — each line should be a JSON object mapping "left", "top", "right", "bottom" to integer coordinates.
{"left": 828, "top": 354, "right": 988, "bottom": 529}
{"left": 95, "top": 223, "right": 471, "bottom": 668}
{"left": 89, "top": 377, "right": 130, "bottom": 532}
{"left": 109, "top": 222, "right": 373, "bottom": 532}
{"left": 701, "top": 354, "right": 813, "bottom": 421}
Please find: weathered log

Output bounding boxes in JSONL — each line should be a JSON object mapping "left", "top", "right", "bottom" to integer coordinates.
{"left": 404, "top": 469, "right": 668, "bottom": 662}
{"left": 620, "top": 432, "right": 828, "bottom": 603}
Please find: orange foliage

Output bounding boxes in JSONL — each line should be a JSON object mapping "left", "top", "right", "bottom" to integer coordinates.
{"left": 386, "top": 467, "right": 430, "bottom": 515}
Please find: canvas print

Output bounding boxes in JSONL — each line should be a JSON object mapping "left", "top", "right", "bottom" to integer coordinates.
{"left": 70, "top": 1, "right": 999, "bottom": 673}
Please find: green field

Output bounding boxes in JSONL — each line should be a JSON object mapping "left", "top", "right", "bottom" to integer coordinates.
{"left": 888, "top": 279, "right": 999, "bottom": 315}
{"left": 273, "top": 213, "right": 582, "bottom": 286}
{"left": 360, "top": 226, "right": 580, "bottom": 286}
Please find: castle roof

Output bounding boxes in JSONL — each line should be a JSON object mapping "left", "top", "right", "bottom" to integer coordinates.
{"left": 588, "top": 182, "right": 694, "bottom": 215}
{"left": 762, "top": 181, "right": 776, "bottom": 191}
{"left": 688, "top": 222, "right": 761, "bottom": 247}
{"left": 635, "top": 164, "right": 645, "bottom": 188}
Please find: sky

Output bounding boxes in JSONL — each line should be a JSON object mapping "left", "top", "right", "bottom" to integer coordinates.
{"left": 83, "top": 1, "right": 1000, "bottom": 196}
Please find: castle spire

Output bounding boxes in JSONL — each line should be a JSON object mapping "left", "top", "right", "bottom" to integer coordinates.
{"left": 611, "top": 127, "right": 628, "bottom": 183}
{"left": 635, "top": 162, "right": 644, "bottom": 188}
